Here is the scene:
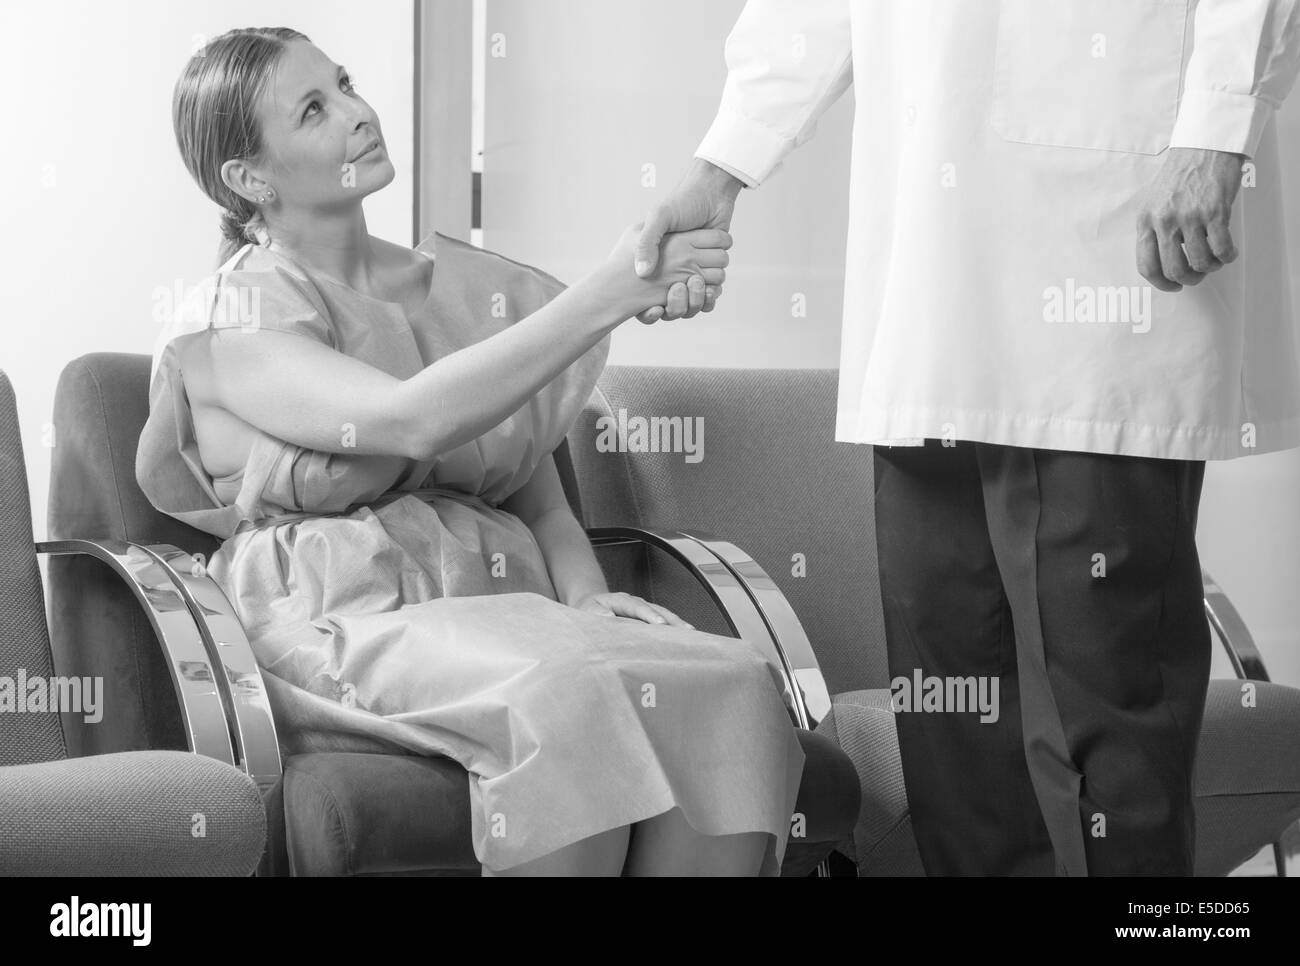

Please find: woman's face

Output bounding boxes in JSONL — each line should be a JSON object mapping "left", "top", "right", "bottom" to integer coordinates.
{"left": 228, "top": 39, "right": 394, "bottom": 217}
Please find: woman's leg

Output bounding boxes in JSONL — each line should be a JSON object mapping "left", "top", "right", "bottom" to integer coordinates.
{"left": 480, "top": 825, "right": 632, "bottom": 876}
{"left": 623, "top": 806, "right": 768, "bottom": 876}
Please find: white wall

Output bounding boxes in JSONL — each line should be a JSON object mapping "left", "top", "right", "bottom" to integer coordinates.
{"left": 480, "top": 0, "right": 852, "bottom": 370}
{"left": 476, "top": 0, "right": 1300, "bottom": 687}
{"left": 0, "top": 0, "right": 414, "bottom": 546}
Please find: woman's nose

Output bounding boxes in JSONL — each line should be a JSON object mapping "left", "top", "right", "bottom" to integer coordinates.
{"left": 343, "top": 98, "right": 374, "bottom": 129}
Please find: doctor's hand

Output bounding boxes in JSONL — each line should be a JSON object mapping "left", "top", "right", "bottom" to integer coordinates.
{"left": 1135, "top": 147, "right": 1246, "bottom": 293}
{"left": 570, "top": 591, "right": 694, "bottom": 629}
{"left": 607, "top": 221, "right": 731, "bottom": 319}
{"left": 633, "top": 158, "right": 746, "bottom": 323}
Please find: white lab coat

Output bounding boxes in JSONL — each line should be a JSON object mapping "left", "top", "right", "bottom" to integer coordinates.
{"left": 695, "top": 0, "right": 1300, "bottom": 460}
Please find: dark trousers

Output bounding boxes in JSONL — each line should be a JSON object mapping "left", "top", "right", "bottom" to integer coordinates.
{"left": 873, "top": 439, "right": 1211, "bottom": 875}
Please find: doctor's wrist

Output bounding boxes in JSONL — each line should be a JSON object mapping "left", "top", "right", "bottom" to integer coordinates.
{"left": 687, "top": 157, "right": 746, "bottom": 201}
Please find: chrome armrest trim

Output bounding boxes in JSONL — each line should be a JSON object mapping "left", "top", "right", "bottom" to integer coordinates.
{"left": 34, "top": 538, "right": 236, "bottom": 767}
{"left": 1202, "top": 569, "right": 1270, "bottom": 682}
{"left": 678, "top": 530, "right": 831, "bottom": 729}
{"left": 587, "top": 525, "right": 801, "bottom": 724}
{"left": 132, "top": 543, "right": 283, "bottom": 792}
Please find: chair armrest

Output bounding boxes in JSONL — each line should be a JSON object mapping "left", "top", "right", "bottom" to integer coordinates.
{"left": 1203, "top": 569, "right": 1271, "bottom": 682}
{"left": 131, "top": 543, "right": 283, "bottom": 794}
{"left": 681, "top": 530, "right": 832, "bottom": 728}
{"left": 35, "top": 539, "right": 236, "bottom": 767}
{"left": 0, "top": 750, "right": 266, "bottom": 876}
{"left": 587, "top": 526, "right": 831, "bottom": 729}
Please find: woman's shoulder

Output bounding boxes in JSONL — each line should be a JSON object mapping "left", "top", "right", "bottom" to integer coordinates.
{"left": 418, "top": 231, "right": 569, "bottom": 309}
{"left": 185, "top": 245, "right": 337, "bottom": 345}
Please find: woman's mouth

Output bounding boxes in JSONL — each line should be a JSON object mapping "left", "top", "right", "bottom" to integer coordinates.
{"left": 350, "top": 141, "right": 382, "bottom": 163}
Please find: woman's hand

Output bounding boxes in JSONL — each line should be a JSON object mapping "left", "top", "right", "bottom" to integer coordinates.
{"left": 606, "top": 221, "right": 730, "bottom": 320}
{"left": 633, "top": 158, "right": 744, "bottom": 323}
{"left": 570, "top": 590, "right": 694, "bottom": 629}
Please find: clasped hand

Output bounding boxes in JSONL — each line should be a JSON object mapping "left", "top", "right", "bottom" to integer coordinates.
{"left": 608, "top": 221, "right": 731, "bottom": 322}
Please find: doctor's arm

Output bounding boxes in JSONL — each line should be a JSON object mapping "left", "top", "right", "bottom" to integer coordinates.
{"left": 1136, "top": 0, "right": 1300, "bottom": 291}
{"left": 633, "top": 0, "right": 854, "bottom": 321}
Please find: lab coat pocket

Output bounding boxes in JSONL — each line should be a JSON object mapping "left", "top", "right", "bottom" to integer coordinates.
{"left": 990, "top": 0, "right": 1189, "bottom": 155}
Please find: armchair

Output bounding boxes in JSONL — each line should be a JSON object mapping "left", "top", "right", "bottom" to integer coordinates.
{"left": 0, "top": 370, "right": 265, "bottom": 875}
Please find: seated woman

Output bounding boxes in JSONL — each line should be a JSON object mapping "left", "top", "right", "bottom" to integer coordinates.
{"left": 137, "top": 27, "right": 805, "bottom": 876}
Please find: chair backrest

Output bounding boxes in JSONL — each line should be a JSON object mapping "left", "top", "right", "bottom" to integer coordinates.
{"left": 46, "top": 354, "right": 198, "bottom": 756}
{"left": 567, "top": 366, "right": 887, "bottom": 696}
{"left": 0, "top": 369, "right": 68, "bottom": 765}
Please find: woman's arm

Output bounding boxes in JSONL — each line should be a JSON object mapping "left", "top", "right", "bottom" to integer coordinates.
{"left": 503, "top": 454, "right": 692, "bottom": 627}
{"left": 203, "top": 228, "right": 729, "bottom": 464}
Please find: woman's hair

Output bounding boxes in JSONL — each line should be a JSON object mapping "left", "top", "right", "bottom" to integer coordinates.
{"left": 173, "top": 27, "right": 311, "bottom": 265}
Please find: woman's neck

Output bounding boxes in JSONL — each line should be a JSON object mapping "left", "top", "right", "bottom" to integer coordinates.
{"left": 264, "top": 208, "right": 379, "bottom": 291}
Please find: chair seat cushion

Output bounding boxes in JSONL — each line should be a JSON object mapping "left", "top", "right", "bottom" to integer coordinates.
{"left": 1194, "top": 678, "right": 1300, "bottom": 875}
{"left": 816, "top": 688, "right": 924, "bottom": 876}
{"left": 284, "top": 752, "right": 479, "bottom": 876}
{"left": 282, "top": 728, "right": 861, "bottom": 876}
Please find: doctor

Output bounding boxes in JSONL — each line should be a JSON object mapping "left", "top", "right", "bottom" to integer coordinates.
{"left": 634, "top": 0, "right": 1300, "bottom": 875}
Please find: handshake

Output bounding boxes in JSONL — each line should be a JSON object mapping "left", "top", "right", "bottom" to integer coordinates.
{"left": 603, "top": 159, "right": 747, "bottom": 324}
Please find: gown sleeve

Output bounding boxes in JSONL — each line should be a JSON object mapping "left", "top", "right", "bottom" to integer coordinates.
{"left": 408, "top": 236, "right": 611, "bottom": 505}
{"left": 135, "top": 253, "right": 338, "bottom": 540}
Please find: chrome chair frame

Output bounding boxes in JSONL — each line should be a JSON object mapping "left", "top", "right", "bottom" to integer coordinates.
{"left": 34, "top": 539, "right": 237, "bottom": 767}
{"left": 587, "top": 526, "right": 836, "bottom": 877}
{"left": 586, "top": 527, "right": 832, "bottom": 731}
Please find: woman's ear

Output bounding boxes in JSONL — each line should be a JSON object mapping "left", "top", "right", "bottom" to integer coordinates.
{"left": 220, "top": 157, "right": 267, "bottom": 205}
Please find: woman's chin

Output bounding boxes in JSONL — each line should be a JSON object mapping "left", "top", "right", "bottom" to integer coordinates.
{"left": 339, "top": 161, "right": 397, "bottom": 200}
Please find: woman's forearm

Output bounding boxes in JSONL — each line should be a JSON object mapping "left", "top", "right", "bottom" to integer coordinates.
{"left": 528, "top": 507, "right": 609, "bottom": 606}
{"left": 395, "top": 263, "right": 640, "bottom": 461}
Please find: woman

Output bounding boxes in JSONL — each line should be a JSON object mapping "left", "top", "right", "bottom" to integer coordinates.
{"left": 137, "top": 27, "right": 805, "bottom": 876}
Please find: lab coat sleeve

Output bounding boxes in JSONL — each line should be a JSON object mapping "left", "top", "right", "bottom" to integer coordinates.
{"left": 694, "top": 0, "right": 854, "bottom": 187}
{"left": 1168, "top": 0, "right": 1300, "bottom": 157}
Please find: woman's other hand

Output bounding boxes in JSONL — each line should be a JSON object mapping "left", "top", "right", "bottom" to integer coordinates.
{"left": 570, "top": 590, "right": 694, "bottom": 628}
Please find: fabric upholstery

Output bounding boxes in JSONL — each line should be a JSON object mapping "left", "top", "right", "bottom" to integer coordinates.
{"left": 0, "top": 371, "right": 65, "bottom": 766}
{"left": 47, "top": 354, "right": 196, "bottom": 757}
{"left": 3, "top": 367, "right": 265, "bottom": 875}
{"left": 0, "top": 750, "right": 266, "bottom": 876}
{"left": 1194, "top": 679, "right": 1300, "bottom": 875}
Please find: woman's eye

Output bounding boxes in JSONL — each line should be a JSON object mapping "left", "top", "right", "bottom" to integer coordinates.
{"left": 301, "top": 77, "right": 355, "bottom": 121}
